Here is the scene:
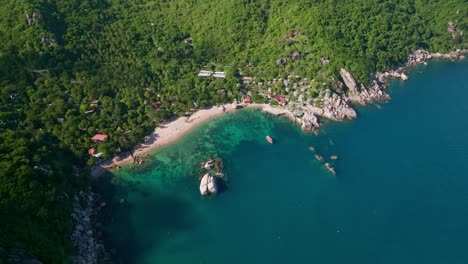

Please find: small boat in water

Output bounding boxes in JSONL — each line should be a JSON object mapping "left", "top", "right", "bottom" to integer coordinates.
{"left": 266, "top": 135, "right": 273, "bottom": 144}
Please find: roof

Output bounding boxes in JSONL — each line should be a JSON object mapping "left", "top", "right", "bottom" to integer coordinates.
{"left": 244, "top": 95, "right": 251, "bottom": 103}
{"left": 92, "top": 134, "right": 108, "bottom": 141}
{"left": 198, "top": 70, "right": 213, "bottom": 77}
{"left": 84, "top": 110, "right": 94, "bottom": 114}
{"left": 213, "top": 72, "right": 226, "bottom": 78}
{"left": 90, "top": 99, "right": 100, "bottom": 105}
{"left": 274, "top": 95, "right": 287, "bottom": 104}
{"left": 88, "top": 148, "right": 97, "bottom": 155}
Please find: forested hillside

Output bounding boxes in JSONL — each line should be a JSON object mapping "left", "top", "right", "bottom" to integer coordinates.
{"left": 0, "top": 0, "right": 466, "bottom": 262}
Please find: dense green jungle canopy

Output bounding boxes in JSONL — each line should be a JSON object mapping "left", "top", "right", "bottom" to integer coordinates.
{"left": 0, "top": 0, "right": 466, "bottom": 262}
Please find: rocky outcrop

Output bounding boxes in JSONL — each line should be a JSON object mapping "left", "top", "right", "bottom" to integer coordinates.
{"left": 41, "top": 33, "right": 58, "bottom": 46}
{"left": 309, "top": 92, "right": 357, "bottom": 121}
{"left": 340, "top": 69, "right": 359, "bottom": 93}
{"left": 24, "top": 11, "right": 42, "bottom": 26}
{"left": 340, "top": 69, "right": 389, "bottom": 105}
{"left": 297, "top": 108, "right": 320, "bottom": 132}
{"left": 405, "top": 49, "right": 466, "bottom": 66}
{"left": 448, "top": 21, "right": 457, "bottom": 33}
{"left": 276, "top": 57, "right": 287, "bottom": 66}
{"left": 250, "top": 49, "right": 466, "bottom": 134}
{"left": 71, "top": 191, "right": 107, "bottom": 264}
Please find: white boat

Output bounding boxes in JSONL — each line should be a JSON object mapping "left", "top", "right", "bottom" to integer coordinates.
{"left": 199, "top": 173, "right": 209, "bottom": 195}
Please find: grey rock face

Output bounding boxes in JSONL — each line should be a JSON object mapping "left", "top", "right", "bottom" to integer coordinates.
{"left": 339, "top": 69, "right": 358, "bottom": 93}
{"left": 70, "top": 191, "right": 106, "bottom": 264}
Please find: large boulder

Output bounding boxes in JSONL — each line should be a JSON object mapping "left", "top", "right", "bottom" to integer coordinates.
{"left": 339, "top": 69, "right": 359, "bottom": 93}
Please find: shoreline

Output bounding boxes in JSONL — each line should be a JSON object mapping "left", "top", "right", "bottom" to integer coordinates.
{"left": 90, "top": 103, "right": 288, "bottom": 177}
{"left": 91, "top": 49, "right": 466, "bottom": 177}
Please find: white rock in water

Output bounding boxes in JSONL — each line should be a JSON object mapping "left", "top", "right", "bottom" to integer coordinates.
{"left": 401, "top": 73, "right": 408, "bottom": 81}
{"left": 207, "top": 176, "right": 217, "bottom": 194}
{"left": 199, "top": 173, "right": 209, "bottom": 195}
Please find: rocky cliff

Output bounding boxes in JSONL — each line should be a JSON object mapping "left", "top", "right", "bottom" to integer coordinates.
{"left": 247, "top": 49, "right": 466, "bottom": 134}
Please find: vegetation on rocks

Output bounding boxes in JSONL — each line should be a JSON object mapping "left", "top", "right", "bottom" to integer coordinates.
{"left": 0, "top": 0, "right": 466, "bottom": 262}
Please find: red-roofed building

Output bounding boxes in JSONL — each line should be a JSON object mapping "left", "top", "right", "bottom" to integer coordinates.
{"left": 88, "top": 148, "right": 102, "bottom": 157}
{"left": 90, "top": 99, "right": 100, "bottom": 106}
{"left": 92, "top": 134, "right": 108, "bottom": 142}
{"left": 274, "top": 95, "right": 287, "bottom": 106}
{"left": 244, "top": 95, "right": 251, "bottom": 104}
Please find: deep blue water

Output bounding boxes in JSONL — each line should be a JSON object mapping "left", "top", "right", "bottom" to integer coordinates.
{"left": 101, "top": 61, "right": 468, "bottom": 264}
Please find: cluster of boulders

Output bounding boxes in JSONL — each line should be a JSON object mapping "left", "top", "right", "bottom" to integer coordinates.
{"left": 246, "top": 48, "right": 466, "bottom": 133}
{"left": 70, "top": 191, "right": 107, "bottom": 264}
{"left": 405, "top": 49, "right": 466, "bottom": 66}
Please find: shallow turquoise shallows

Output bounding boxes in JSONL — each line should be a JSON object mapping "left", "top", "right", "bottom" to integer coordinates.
{"left": 101, "top": 61, "right": 468, "bottom": 264}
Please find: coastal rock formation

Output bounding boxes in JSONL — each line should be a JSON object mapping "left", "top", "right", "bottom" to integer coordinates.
{"left": 200, "top": 173, "right": 218, "bottom": 195}
{"left": 340, "top": 68, "right": 359, "bottom": 93}
{"left": 298, "top": 108, "right": 320, "bottom": 132}
{"left": 71, "top": 191, "right": 107, "bottom": 264}
{"left": 248, "top": 49, "right": 465, "bottom": 135}
{"left": 341, "top": 69, "right": 389, "bottom": 105}
{"left": 405, "top": 49, "right": 467, "bottom": 66}
{"left": 314, "top": 92, "right": 357, "bottom": 120}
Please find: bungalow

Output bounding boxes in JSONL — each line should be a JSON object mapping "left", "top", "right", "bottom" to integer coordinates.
{"left": 88, "top": 148, "right": 102, "bottom": 157}
{"left": 213, "top": 71, "right": 226, "bottom": 78}
{"left": 244, "top": 95, "right": 251, "bottom": 104}
{"left": 198, "top": 70, "right": 212, "bottom": 77}
{"left": 274, "top": 95, "right": 287, "bottom": 106}
{"left": 92, "top": 134, "right": 108, "bottom": 142}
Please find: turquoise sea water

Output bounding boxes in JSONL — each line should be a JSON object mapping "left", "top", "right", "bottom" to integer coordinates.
{"left": 100, "top": 61, "right": 468, "bottom": 264}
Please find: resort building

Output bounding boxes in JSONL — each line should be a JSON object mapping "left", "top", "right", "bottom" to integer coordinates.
{"left": 198, "top": 70, "right": 212, "bottom": 77}
{"left": 213, "top": 71, "right": 226, "bottom": 78}
{"left": 274, "top": 95, "right": 287, "bottom": 106}
{"left": 92, "top": 134, "right": 108, "bottom": 142}
{"left": 88, "top": 148, "right": 102, "bottom": 157}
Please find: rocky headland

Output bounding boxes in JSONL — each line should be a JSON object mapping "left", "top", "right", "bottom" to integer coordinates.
{"left": 245, "top": 49, "right": 467, "bottom": 133}
{"left": 70, "top": 190, "right": 109, "bottom": 264}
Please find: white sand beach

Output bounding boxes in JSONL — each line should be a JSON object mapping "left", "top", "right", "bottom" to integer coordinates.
{"left": 91, "top": 103, "right": 290, "bottom": 176}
